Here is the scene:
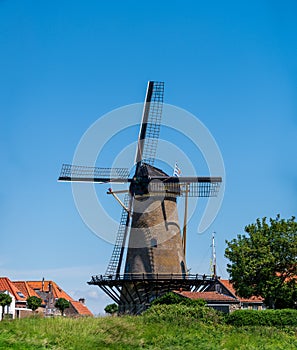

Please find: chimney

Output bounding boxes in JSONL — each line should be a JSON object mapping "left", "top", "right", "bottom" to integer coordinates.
{"left": 79, "top": 298, "right": 85, "bottom": 304}
{"left": 42, "top": 277, "right": 45, "bottom": 292}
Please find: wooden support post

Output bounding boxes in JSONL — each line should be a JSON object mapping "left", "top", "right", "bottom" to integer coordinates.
{"left": 182, "top": 183, "right": 189, "bottom": 259}
{"left": 107, "top": 188, "right": 130, "bottom": 213}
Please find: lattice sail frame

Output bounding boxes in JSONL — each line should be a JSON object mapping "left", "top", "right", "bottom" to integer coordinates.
{"left": 141, "top": 82, "right": 164, "bottom": 166}
{"left": 135, "top": 81, "right": 164, "bottom": 168}
{"left": 105, "top": 194, "right": 131, "bottom": 276}
{"left": 59, "top": 164, "right": 130, "bottom": 182}
{"left": 147, "top": 177, "right": 222, "bottom": 197}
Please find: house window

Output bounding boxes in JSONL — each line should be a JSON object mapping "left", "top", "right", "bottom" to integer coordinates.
{"left": 17, "top": 291, "right": 25, "bottom": 298}
{"left": 215, "top": 284, "right": 222, "bottom": 294}
{"left": 151, "top": 238, "right": 157, "bottom": 248}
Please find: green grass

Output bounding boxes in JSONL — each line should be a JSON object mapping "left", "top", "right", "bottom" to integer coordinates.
{"left": 0, "top": 313, "right": 296, "bottom": 349}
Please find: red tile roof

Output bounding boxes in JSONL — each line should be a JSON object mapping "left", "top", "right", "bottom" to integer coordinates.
{"left": 25, "top": 280, "right": 93, "bottom": 316}
{"left": 70, "top": 301, "right": 93, "bottom": 316}
{"left": 276, "top": 272, "right": 297, "bottom": 282}
{"left": 174, "top": 279, "right": 264, "bottom": 305}
{"left": 219, "top": 279, "right": 263, "bottom": 303}
{"left": 2, "top": 277, "right": 93, "bottom": 316}
{"left": 218, "top": 279, "right": 237, "bottom": 297}
{"left": 175, "top": 290, "right": 238, "bottom": 303}
{"left": 25, "top": 281, "right": 74, "bottom": 301}
{"left": 13, "top": 281, "right": 40, "bottom": 299}
{"left": 0, "top": 277, "right": 27, "bottom": 301}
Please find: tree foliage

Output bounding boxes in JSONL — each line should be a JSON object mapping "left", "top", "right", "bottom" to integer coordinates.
{"left": 26, "top": 296, "right": 42, "bottom": 312}
{"left": 55, "top": 298, "right": 70, "bottom": 316}
{"left": 151, "top": 292, "right": 206, "bottom": 307}
{"left": 0, "top": 293, "right": 12, "bottom": 320}
{"left": 226, "top": 309, "right": 297, "bottom": 327}
{"left": 104, "top": 303, "right": 118, "bottom": 315}
{"left": 225, "top": 215, "right": 297, "bottom": 309}
{"left": 143, "top": 303, "right": 223, "bottom": 325}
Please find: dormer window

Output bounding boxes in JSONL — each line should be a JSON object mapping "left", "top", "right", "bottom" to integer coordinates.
{"left": 17, "top": 291, "right": 25, "bottom": 298}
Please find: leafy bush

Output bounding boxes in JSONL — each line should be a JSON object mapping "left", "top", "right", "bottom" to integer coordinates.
{"left": 27, "top": 296, "right": 42, "bottom": 312}
{"left": 55, "top": 298, "right": 70, "bottom": 316}
{"left": 226, "top": 309, "right": 297, "bottom": 327}
{"left": 0, "top": 293, "right": 12, "bottom": 320}
{"left": 104, "top": 303, "right": 118, "bottom": 315}
{"left": 151, "top": 292, "right": 206, "bottom": 307}
{"left": 142, "top": 303, "right": 223, "bottom": 325}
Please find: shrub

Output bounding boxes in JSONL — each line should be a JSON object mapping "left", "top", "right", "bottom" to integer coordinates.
{"left": 27, "top": 296, "right": 42, "bottom": 312}
{"left": 0, "top": 293, "right": 12, "bottom": 320}
{"left": 226, "top": 309, "right": 297, "bottom": 327}
{"left": 142, "top": 303, "right": 223, "bottom": 325}
{"left": 151, "top": 292, "right": 206, "bottom": 307}
{"left": 104, "top": 303, "right": 118, "bottom": 315}
{"left": 55, "top": 298, "right": 70, "bottom": 316}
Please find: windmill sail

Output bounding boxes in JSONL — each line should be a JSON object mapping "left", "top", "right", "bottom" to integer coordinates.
{"left": 135, "top": 81, "right": 164, "bottom": 169}
{"left": 59, "top": 164, "right": 130, "bottom": 183}
{"left": 146, "top": 176, "right": 222, "bottom": 197}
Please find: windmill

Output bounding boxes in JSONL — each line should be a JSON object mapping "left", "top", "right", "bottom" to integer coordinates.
{"left": 59, "top": 81, "right": 222, "bottom": 314}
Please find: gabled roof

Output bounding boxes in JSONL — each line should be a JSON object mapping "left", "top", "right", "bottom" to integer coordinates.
{"left": 219, "top": 279, "right": 263, "bottom": 303}
{"left": 13, "top": 281, "right": 40, "bottom": 299}
{"left": 2, "top": 277, "right": 93, "bottom": 316}
{"left": 175, "top": 290, "right": 239, "bottom": 303}
{"left": 0, "top": 277, "right": 27, "bottom": 301}
{"left": 174, "top": 279, "right": 264, "bottom": 305}
{"left": 25, "top": 281, "right": 74, "bottom": 301}
{"left": 25, "top": 280, "right": 93, "bottom": 315}
{"left": 70, "top": 301, "right": 93, "bottom": 316}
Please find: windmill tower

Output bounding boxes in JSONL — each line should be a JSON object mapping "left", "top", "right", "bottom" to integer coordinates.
{"left": 59, "top": 81, "right": 222, "bottom": 314}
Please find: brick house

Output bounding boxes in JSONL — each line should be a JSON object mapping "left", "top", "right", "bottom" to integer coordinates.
{"left": 0, "top": 277, "right": 93, "bottom": 318}
{"left": 15, "top": 280, "right": 93, "bottom": 317}
{"left": 174, "top": 279, "right": 264, "bottom": 313}
{"left": 216, "top": 279, "right": 264, "bottom": 310}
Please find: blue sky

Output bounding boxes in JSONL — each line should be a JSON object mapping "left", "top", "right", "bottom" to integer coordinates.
{"left": 1, "top": 1, "right": 296, "bottom": 315}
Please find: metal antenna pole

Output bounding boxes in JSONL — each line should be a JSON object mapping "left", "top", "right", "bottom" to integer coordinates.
{"left": 212, "top": 232, "right": 217, "bottom": 278}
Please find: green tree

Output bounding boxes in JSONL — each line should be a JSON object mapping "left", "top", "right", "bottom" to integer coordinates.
{"left": 26, "top": 296, "right": 42, "bottom": 313}
{"left": 55, "top": 298, "right": 70, "bottom": 316}
{"left": 225, "top": 215, "right": 297, "bottom": 309}
{"left": 104, "top": 303, "right": 118, "bottom": 315}
{"left": 0, "top": 293, "right": 12, "bottom": 320}
{"left": 151, "top": 292, "right": 206, "bottom": 307}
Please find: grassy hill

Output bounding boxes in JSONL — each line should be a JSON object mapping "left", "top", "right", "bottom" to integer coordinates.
{"left": 0, "top": 308, "right": 296, "bottom": 349}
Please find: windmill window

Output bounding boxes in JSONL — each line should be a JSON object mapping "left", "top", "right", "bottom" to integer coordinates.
{"left": 151, "top": 238, "right": 157, "bottom": 248}
{"left": 180, "top": 261, "right": 186, "bottom": 276}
